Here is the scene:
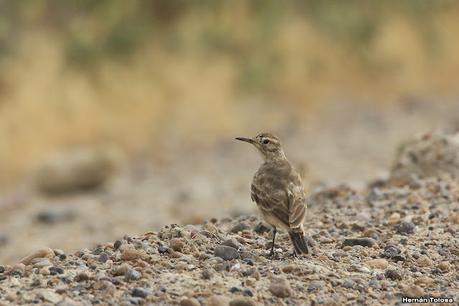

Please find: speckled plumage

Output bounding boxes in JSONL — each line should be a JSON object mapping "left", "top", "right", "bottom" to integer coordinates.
{"left": 236, "top": 133, "right": 308, "bottom": 255}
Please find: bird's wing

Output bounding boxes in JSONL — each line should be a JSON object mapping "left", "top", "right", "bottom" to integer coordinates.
{"left": 251, "top": 182, "right": 290, "bottom": 227}
{"left": 287, "top": 182, "right": 306, "bottom": 230}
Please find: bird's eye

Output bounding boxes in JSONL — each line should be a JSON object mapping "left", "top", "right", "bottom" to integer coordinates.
{"left": 262, "top": 139, "right": 270, "bottom": 144}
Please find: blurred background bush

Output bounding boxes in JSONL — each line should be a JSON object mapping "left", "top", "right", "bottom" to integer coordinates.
{"left": 1, "top": 0, "right": 459, "bottom": 188}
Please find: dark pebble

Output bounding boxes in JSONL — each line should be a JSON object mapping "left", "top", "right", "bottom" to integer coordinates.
{"left": 230, "top": 287, "right": 241, "bottom": 293}
{"left": 158, "top": 245, "right": 169, "bottom": 254}
{"left": 342, "top": 238, "right": 375, "bottom": 248}
{"left": 0, "top": 275, "right": 6, "bottom": 281}
{"left": 395, "top": 221, "right": 415, "bottom": 235}
{"left": 382, "top": 245, "right": 401, "bottom": 258}
{"left": 74, "top": 272, "right": 89, "bottom": 282}
{"left": 253, "top": 222, "right": 271, "bottom": 234}
{"left": 243, "top": 258, "right": 254, "bottom": 266}
{"left": 230, "top": 222, "right": 250, "bottom": 233}
{"left": 114, "top": 240, "right": 122, "bottom": 250}
{"left": 35, "top": 208, "right": 75, "bottom": 224}
{"left": 98, "top": 252, "right": 109, "bottom": 263}
{"left": 49, "top": 266, "right": 64, "bottom": 275}
{"left": 385, "top": 269, "right": 402, "bottom": 280}
{"left": 214, "top": 245, "right": 239, "bottom": 261}
{"left": 131, "top": 288, "right": 150, "bottom": 298}
{"left": 242, "top": 289, "right": 253, "bottom": 297}
{"left": 0, "top": 266, "right": 4, "bottom": 273}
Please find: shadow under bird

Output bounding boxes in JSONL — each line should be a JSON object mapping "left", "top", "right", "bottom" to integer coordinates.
{"left": 236, "top": 133, "right": 309, "bottom": 256}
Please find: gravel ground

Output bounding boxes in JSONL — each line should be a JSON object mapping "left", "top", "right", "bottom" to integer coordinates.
{"left": 1, "top": 173, "right": 458, "bottom": 305}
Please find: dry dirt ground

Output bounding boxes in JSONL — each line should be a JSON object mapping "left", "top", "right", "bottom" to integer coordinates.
{"left": 0, "top": 174, "right": 458, "bottom": 305}
{"left": 0, "top": 99, "right": 459, "bottom": 305}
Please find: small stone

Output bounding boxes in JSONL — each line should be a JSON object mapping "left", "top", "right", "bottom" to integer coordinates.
{"left": 222, "top": 238, "right": 242, "bottom": 250}
{"left": 242, "top": 289, "right": 253, "bottom": 297}
{"left": 158, "top": 245, "right": 169, "bottom": 254}
{"left": 229, "top": 287, "right": 241, "bottom": 293}
{"left": 254, "top": 222, "right": 271, "bottom": 234}
{"left": 125, "top": 268, "right": 142, "bottom": 281}
{"left": 382, "top": 244, "right": 401, "bottom": 258}
{"left": 365, "top": 259, "right": 389, "bottom": 269}
{"left": 385, "top": 269, "right": 402, "bottom": 280}
{"left": 131, "top": 288, "right": 150, "bottom": 298}
{"left": 11, "top": 263, "right": 25, "bottom": 276}
{"left": 387, "top": 212, "right": 401, "bottom": 225}
{"left": 35, "top": 207, "right": 75, "bottom": 224}
{"left": 448, "top": 212, "right": 459, "bottom": 224}
{"left": 98, "top": 252, "right": 109, "bottom": 263}
{"left": 37, "top": 289, "right": 62, "bottom": 303}
{"left": 242, "top": 258, "right": 254, "bottom": 266}
{"left": 308, "top": 280, "right": 324, "bottom": 291}
{"left": 202, "top": 268, "right": 213, "bottom": 280}
{"left": 33, "top": 258, "right": 52, "bottom": 268}
{"left": 169, "top": 238, "right": 185, "bottom": 252}
{"left": 269, "top": 277, "right": 292, "bottom": 298}
{"left": 437, "top": 261, "right": 450, "bottom": 272}
{"left": 342, "top": 238, "right": 375, "bottom": 248}
{"left": 0, "top": 265, "right": 5, "bottom": 273}
{"left": 114, "top": 240, "right": 122, "bottom": 250}
{"left": 229, "top": 297, "right": 256, "bottom": 306}
{"left": 74, "top": 272, "right": 89, "bottom": 282}
{"left": 208, "top": 296, "right": 230, "bottom": 306}
{"left": 20, "top": 248, "right": 54, "bottom": 265}
{"left": 395, "top": 221, "right": 415, "bottom": 235}
{"left": 180, "top": 298, "right": 200, "bottom": 306}
{"left": 403, "top": 285, "right": 425, "bottom": 297}
{"left": 120, "top": 246, "right": 147, "bottom": 261}
{"left": 113, "top": 263, "right": 130, "bottom": 276}
{"left": 342, "top": 278, "right": 354, "bottom": 288}
{"left": 416, "top": 255, "right": 433, "bottom": 267}
{"left": 230, "top": 222, "right": 249, "bottom": 233}
{"left": 415, "top": 276, "right": 434, "bottom": 286}
{"left": 214, "top": 246, "right": 239, "bottom": 261}
{"left": 49, "top": 266, "right": 64, "bottom": 275}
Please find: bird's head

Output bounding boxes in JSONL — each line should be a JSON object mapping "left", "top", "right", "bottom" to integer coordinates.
{"left": 236, "top": 133, "right": 286, "bottom": 161}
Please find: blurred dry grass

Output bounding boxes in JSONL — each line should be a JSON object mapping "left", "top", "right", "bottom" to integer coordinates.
{"left": 1, "top": 0, "right": 459, "bottom": 187}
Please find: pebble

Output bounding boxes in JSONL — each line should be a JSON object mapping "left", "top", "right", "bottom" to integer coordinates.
{"left": 222, "top": 238, "right": 242, "bottom": 250}
{"left": 242, "top": 289, "right": 253, "bottom": 297}
{"left": 20, "top": 248, "right": 54, "bottom": 265}
{"left": 416, "top": 255, "right": 433, "bottom": 267}
{"left": 125, "top": 268, "right": 142, "bottom": 281}
{"left": 253, "top": 222, "right": 271, "bottom": 234}
{"left": 74, "top": 272, "right": 89, "bottom": 282}
{"left": 207, "top": 295, "right": 230, "bottom": 306}
{"left": 49, "top": 266, "right": 64, "bottom": 275}
{"left": 395, "top": 221, "right": 415, "bottom": 235}
{"left": 230, "top": 222, "right": 249, "bottom": 233}
{"left": 402, "top": 285, "right": 425, "bottom": 297}
{"left": 33, "top": 258, "right": 52, "bottom": 268}
{"left": 169, "top": 238, "right": 185, "bottom": 252}
{"left": 97, "top": 252, "right": 109, "bottom": 263}
{"left": 387, "top": 212, "right": 401, "bottom": 225}
{"left": 202, "top": 268, "right": 213, "bottom": 280}
{"left": 342, "top": 278, "right": 354, "bottom": 288}
{"left": 0, "top": 265, "right": 5, "bottom": 273}
{"left": 131, "top": 288, "right": 150, "bottom": 298}
{"left": 11, "top": 263, "right": 26, "bottom": 276}
{"left": 415, "top": 276, "right": 434, "bottom": 286}
{"left": 214, "top": 245, "right": 239, "bottom": 260}
{"left": 114, "top": 240, "right": 122, "bottom": 250}
{"left": 269, "top": 277, "right": 292, "bottom": 298}
{"left": 365, "top": 259, "right": 388, "bottom": 269}
{"left": 180, "top": 298, "right": 200, "bottom": 306}
{"left": 120, "top": 246, "right": 147, "bottom": 261}
{"left": 382, "top": 244, "right": 401, "bottom": 258}
{"left": 385, "top": 269, "right": 402, "bottom": 280}
{"left": 437, "top": 261, "right": 450, "bottom": 272}
{"left": 308, "top": 280, "right": 324, "bottom": 291}
{"left": 37, "top": 289, "right": 62, "bottom": 304}
{"left": 158, "top": 245, "right": 169, "bottom": 254}
{"left": 342, "top": 238, "right": 375, "bottom": 248}
{"left": 229, "top": 297, "right": 257, "bottom": 306}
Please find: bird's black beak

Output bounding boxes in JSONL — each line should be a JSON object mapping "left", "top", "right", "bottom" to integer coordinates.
{"left": 235, "top": 137, "right": 255, "bottom": 144}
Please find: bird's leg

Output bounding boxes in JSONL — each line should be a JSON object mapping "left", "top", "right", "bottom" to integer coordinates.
{"left": 269, "top": 226, "right": 277, "bottom": 257}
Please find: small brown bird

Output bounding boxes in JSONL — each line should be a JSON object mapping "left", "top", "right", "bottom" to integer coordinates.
{"left": 236, "top": 133, "right": 308, "bottom": 256}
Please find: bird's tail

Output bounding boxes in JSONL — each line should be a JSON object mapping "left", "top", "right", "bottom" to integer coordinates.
{"left": 289, "top": 231, "right": 309, "bottom": 255}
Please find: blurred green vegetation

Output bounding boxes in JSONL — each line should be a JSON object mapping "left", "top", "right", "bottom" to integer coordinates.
{"left": 0, "top": 0, "right": 456, "bottom": 90}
